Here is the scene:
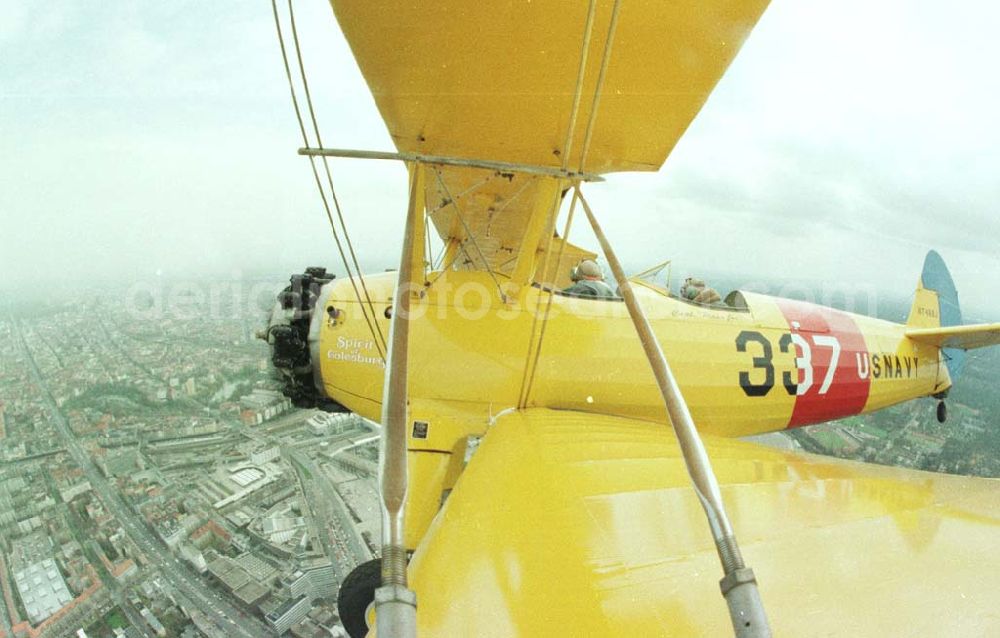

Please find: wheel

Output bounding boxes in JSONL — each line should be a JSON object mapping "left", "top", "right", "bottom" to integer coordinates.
{"left": 936, "top": 401, "right": 947, "bottom": 424}
{"left": 338, "top": 558, "right": 381, "bottom": 638}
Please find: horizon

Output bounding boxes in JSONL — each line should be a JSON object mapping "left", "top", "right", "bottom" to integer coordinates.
{"left": 2, "top": 0, "right": 999, "bottom": 318}
{"left": 8, "top": 263, "right": 997, "bottom": 328}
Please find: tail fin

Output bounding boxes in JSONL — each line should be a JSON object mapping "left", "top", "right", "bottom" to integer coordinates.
{"left": 907, "top": 250, "right": 964, "bottom": 378}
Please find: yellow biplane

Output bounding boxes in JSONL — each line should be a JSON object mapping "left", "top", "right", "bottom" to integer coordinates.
{"left": 263, "top": 1, "right": 1000, "bottom": 636}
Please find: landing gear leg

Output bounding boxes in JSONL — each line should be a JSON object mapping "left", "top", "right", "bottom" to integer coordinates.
{"left": 936, "top": 400, "right": 947, "bottom": 424}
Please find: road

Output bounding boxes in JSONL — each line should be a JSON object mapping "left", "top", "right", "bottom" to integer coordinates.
{"left": 13, "top": 319, "right": 274, "bottom": 638}
{"left": 0, "top": 569, "right": 11, "bottom": 638}
{"left": 50, "top": 467, "right": 156, "bottom": 638}
{"left": 113, "top": 589, "right": 158, "bottom": 638}
{"left": 283, "top": 446, "right": 370, "bottom": 582}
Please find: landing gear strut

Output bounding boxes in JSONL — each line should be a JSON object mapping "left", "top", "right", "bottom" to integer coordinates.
{"left": 936, "top": 400, "right": 947, "bottom": 424}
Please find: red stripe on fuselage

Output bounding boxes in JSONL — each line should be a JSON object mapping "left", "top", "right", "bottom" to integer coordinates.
{"left": 775, "top": 299, "right": 872, "bottom": 428}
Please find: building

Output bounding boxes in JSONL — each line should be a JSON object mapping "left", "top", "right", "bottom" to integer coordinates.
{"left": 60, "top": 480, "right": 92, "bottom": 503}
{"left": 304, "top": 557, "right": 336, "bottom": 599}
{"left": 251, "top": 446, "right": 280, "bottom": 465}
{"left": 206, "top": 551, "right": 274, "bottom": 609}
{"left": 265, "top": 595, "right": 311, "bottom": 635}
{"left": 13, "top": 558, "right": 74, "bottom": 624}
{"left": 141, "top": 607, "right": 167, "bottom": 637}
{"left": 207, "top": 555, "right": 251, "bottom": 593}
{"left": 159, "top": 522, "right": 186, "bottom": 548}
{"left": 234, "top": 580, "right": 271, "bottom": 608}
{"left": 308, "top": 412, "right": 357, "bottom": 436}
{"left": 179, "top": 542, "right": 208, "bottom": 573}
{"left": 190, "top": 520, "right": 232, "bottom": 550}
{"left": 231, "top": 466, "right": 266, "bottom": 487}
{"left": 327, "top": 449, "right": 377, "bottom": 477}
{"left": 235, "top": 551, "right": 279, "bottom": 584}
{"left": 100, "top": 448, "right": 142, "bottom": 477}
{"left": 211, "top": 465, "right": 283, "bottom": 510}
{"left": 306, "top": 561, "right": 337, "bottom": 599}
{"left": 285, "top": 570, "right": 310, "bottom": 600}
{"left": 239, "top": 389, "right": 292, "bottom": 425}
{"left": 283, "top": 558, "right": 337, "bottom": 601}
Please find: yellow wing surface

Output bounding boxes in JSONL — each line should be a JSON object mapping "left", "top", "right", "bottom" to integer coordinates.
{"left": 328, "top": 0, "right": 771, "bottom": 275}
{"left": 328, "top": 0, "right": 769, "bottom": 173}
{"left": 907, "top": 323, "right": 1000, "bottom": 350}
{"left": 406, "top": 409, "right": 1000, "bottom": 636}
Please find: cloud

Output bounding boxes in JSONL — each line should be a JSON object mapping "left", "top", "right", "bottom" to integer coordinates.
{"left": 1, "top": 0, "right": 998, "bottom": 318}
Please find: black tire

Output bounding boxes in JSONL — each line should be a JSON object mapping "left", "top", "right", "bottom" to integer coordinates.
{"left": 936, "top": 401, "right": 947, "bottom": 424}
{"left": 338, "top": 558, "right": 381, "bottom": 638}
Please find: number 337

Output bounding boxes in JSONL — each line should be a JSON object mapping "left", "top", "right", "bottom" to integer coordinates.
{"left": 735, "top": 330, "right": 841, "bottom": 397}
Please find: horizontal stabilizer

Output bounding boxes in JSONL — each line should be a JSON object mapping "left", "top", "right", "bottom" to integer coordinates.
{"left": 906, "top": 323, "right": 1000, "bottom": 350}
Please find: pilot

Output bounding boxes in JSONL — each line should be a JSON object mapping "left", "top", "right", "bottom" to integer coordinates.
{"left": 562, "top": 259, "right": 616, "bottom": 299}
{"left": 681, "top": 277, "right": 722, "bottom": 305}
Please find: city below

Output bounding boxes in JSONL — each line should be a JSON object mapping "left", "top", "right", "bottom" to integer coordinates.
{"left": 0, "top": 279, "right": 997, "bottom": 637}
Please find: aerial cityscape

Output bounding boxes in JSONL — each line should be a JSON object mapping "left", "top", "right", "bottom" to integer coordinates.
{"left": 0, "top": 282, "right": 380, "bottom": 637}
{"left": 0, "top": 276, "right": 996, "bottom": 637}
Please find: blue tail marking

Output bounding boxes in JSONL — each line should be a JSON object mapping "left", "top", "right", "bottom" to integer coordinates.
{"left": 921, "top": 250, "right": 964, "bottom": 379}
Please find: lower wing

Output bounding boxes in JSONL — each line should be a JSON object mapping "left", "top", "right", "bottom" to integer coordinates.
{"left": 407, "top": 409, "right": 1000, "bottom": 636}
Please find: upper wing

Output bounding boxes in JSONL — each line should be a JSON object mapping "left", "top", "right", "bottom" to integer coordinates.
{"left": 329, "top": 0, "right": 771, "bottom": 174}
{"left": 907, "top": 323, "right": 1000, "bottom": 350}
{"left": 328, "top": 1, "right": 770, "bottom": 277}
{"left": 408, "top": 409, "right": 1000, "bottom": 636}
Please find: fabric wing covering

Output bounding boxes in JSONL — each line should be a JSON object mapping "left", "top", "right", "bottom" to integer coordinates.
{"left": 327, "top": 0, "right": 771, "bottom": 275}
{"left": 407, "top": 409, "right": 1000, "bottom": 635}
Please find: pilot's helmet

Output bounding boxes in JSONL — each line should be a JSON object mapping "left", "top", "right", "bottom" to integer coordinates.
{"left": 572, "top": 259, "right": 603, "bottom": 281}
{"left": 681, "top": 277, "right": 706, "bottom": 300}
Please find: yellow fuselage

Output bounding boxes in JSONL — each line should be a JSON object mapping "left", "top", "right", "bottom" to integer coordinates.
{"left": 317, "top": 271, "right": 946, "bottom": 436}
{"left": 311, "top": 270, "right": 948, "bottom": 548}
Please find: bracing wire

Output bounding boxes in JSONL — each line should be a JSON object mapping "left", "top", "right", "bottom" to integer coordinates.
{"left": 271, "top": 3, "right": 385, "bottom": 361}
{"left": 432, "top": 169, "right": 506, "bottom": 298}
{"left": 427, "top": 175, "right": 531, "bottom": 288}
{"left": 427, "top": 172, "right": 497, "bottom": 216}
{"left": 522, "top": 186, "right": 581, "bottom": 404}
{"left": 285, "top": 0, "right": 387, "bottom": 354}
{"left": 425, "top": 171, "right": 500, "bottom": 273}
{"left": 427, "top": 234, "right": 477, "bottom": 287}
{"left": 424, "top": 207, "right": 433, "bottom": 284}
{"left": 519, "top": 0, "right": 621, "bottom": 407}
{"left": 415, "top": 167, "right": 547, "bottom": 284}
{"left": 517, "top": 0, "right": 599, "bottom": 408}
{"left": 424, "top": 170, "right": 534, "bottom": 289}
{"left": 516, "top": 186, "right": 564, "bottom": 408}
{"left": 561, "top": 0, "right": 598, "bottom": 171}
{"left": 270, "top": 1, "right": 385, "bottom": 361}
{"left": 431, "top": 238, "right": 448, "bottom": 271}
{"left": 578, "top": 0, "right": 622, "bottom": 172}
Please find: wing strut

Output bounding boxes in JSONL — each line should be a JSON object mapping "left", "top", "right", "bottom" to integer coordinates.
{"left": 299, "top": 147, "right": 604, "bottom": 182}
{"left": 375, "top": 164, "right": 426, "bottom": 637}
{"left": 578, "top": 190, "right": 772, "bottom": 638}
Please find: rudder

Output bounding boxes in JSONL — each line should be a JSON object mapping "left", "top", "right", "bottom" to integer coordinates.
{"left": 907, "top": 250, "right": 964, "bottom": 378}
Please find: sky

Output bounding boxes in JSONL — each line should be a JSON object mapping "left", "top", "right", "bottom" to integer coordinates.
{"left": 1, "top": 0, "right": 998, "bottom": 317}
